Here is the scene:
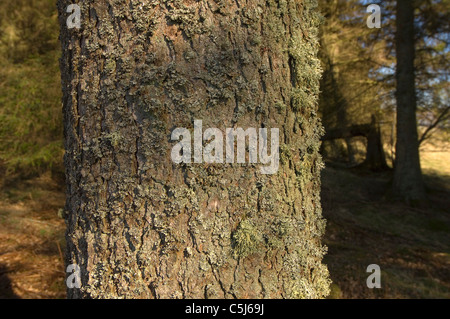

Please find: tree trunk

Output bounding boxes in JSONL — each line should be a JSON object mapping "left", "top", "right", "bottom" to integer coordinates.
{"left": 58, "top": 0, "right": 330, "bottom": 299}
{"left": 363, "top": 115, "right": 388, "bottom": 171}
{"left": 322, "top": 116, "right": 388, "bottom": 171}
{"left": 392, "top": 0, "right": 426, "bottom": 204}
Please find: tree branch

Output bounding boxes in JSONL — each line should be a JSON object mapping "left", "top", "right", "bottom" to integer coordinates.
{"left": 418, "top": 106, "right": 450, "bottom": 145}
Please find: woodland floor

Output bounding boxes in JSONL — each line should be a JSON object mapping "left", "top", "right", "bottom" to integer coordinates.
{"left": 322, "top": 161, "right": 450, "bottom": 298}
{"left": 0, "top": 172, "right": 66, "bottom": 298}
{"left": 0, "top": 150, "right": 449, "bottom": 299}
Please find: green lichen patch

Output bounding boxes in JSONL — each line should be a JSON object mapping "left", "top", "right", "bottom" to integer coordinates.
{"left": 231, "top": 219, "right": 263, "bottom": 259}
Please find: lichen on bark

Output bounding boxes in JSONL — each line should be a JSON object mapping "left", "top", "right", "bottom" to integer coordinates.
{"left": 58, "top": 0, "right": 330, "bottom": 299}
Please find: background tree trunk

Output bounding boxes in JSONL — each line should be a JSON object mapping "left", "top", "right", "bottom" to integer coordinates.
{"left": 363, "top": 115, "right": 388, "bottom": 171}
{"left": 322, "top": 117, "right": 388, "bottom": 171}
{"left": 392, "top": 0, "right": 426, "bottom": 204}
{"left": 58, "top": 0, "right": 330, "bottom": 299}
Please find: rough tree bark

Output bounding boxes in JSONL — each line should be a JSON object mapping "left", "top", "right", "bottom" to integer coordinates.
{"left": 58, "top": 0, "right": 330, "bottom": 299}
{"left": 392, "top": 0, "right": 426, "bottom": 204}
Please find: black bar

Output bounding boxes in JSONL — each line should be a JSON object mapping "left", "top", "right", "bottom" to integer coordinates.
{"left": 1, "top": 299, "right": 447, "bottom": 317}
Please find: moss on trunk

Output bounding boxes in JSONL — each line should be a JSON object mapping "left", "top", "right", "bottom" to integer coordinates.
{"left": 58, "top": 0, "right": 330, "bottom": 299}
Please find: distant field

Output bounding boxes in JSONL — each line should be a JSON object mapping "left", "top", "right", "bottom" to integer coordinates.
{"left": 420, "top": 134, "right": 450, "bottom": 191}
{"left": 421, "top": 150, "right": 450, "bottom": 179}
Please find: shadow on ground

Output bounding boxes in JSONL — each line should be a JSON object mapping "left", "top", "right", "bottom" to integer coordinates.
{"left": 0, "top": 264, "right": 19, "bottom": 298}
{"left": 322, "top": 162, "right": 450, "bottom": 298}
{"left": 0, "top": 172, "right": 66, "bottom": 299}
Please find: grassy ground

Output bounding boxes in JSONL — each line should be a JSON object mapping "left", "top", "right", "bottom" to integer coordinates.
{"left": 322, "top": 148, "right": 450, "bottom": 298}
{"left": 0, "top": 172, "right": 66, "bottom": 298}
{"left": 0, "top": 149, "right": 448, "bottom": 299}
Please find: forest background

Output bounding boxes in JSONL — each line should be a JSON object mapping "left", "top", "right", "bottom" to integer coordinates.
{"left": 0, "top": 0, "right": 448, "bottom": 298}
